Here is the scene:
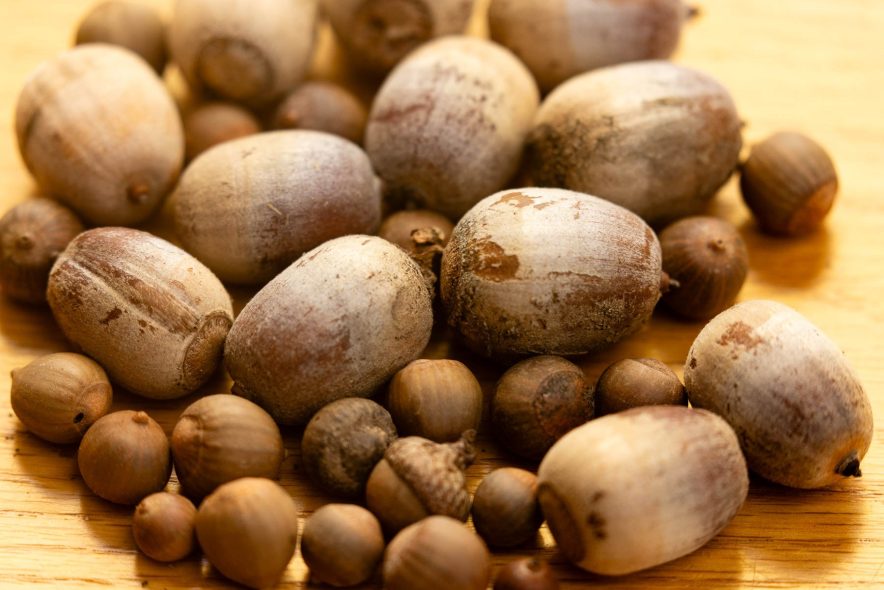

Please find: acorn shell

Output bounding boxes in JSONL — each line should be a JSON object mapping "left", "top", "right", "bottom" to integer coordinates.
{"left": 527, "top": 61, "right": 742, "bottom": 227}
{"left": 168, "top": 0, "right": 318, "bottom": 105}
{"left": 132, "top": 492, "right": 197, "bottom": 562}
{"left": 171, "top": 394, "right": 284, "bottom": 501}
{"left": 47, "top": 228, "right": 233, "bottom": 400}
{"left": 0, "top": 198, "right": 83, "bottom": 305}
{"left": 537, "top": 406, "right": 748, "bottom": 575}
{"left": 183, "top": 101, "right": 261, "bottom": 161}
{"left": 684, "top": 300, "right": 874, "bottom": 488}
{"left": 172, "top": 130, "right": 382, "bottom": 284}
{"left": 75, "top": 0, "right": 168, "bottom": 74}
{"left": 378, "top": 209, "right": 455, "bottom": 251}
{"left": 11, "top": 352, "right": 112, "bottom": 444}
{"left": 225, "top": 235, "right": 433, "bottom": 425}
{"left": 594, "top": 358, "right": 686, "bottom": 416}
{"left": 471, "top": 467, "right": 542, "bottom": 548}
{"left": 273, "top": 81, "right": 367, "bottom": 144}
{"left": 366, "top": 36, "right": 539, "bottom": 219}
{"left": 301, "top": 504, "right": 385, "bottom": 587}
{"left": 15, "top": 44, "right": 183, "bottom": 226}
{"left": 441, "top": 188, "right": 664, "bottom": 359}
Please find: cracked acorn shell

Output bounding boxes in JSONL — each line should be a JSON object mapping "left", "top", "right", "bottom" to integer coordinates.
{"left": 168, "top": 0, "right": 318, "bottom": 106}
{"left": 441, "top": 188, "right": 665, "bottom": 359}
{"left": 46, "top": 228, "right": 233, "bottom": 400}
{"left": 527, "top": 61, "right": 742, "bottom": 227}
{"left": 225, "top": 235, "right": 433, "bottom": 425}
{"left": 537, "top": 405, "right": 748, "bottom": 575}
{"left": 172, "top": 130, "right": 382, "bottom": 285}
{"left": 684, "top": 300, "right": 874, "bottom": 488}
{"left": 14, "top": 45, "right": 184, "bottom": 226}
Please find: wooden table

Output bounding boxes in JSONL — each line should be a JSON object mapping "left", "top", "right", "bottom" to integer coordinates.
{"left": 1, "top": 0, "right": 882, "bottom": 588}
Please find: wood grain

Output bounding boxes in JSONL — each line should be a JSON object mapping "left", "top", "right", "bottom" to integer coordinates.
{"left": 1, "top": 0, "right": 883, "bottom": 588}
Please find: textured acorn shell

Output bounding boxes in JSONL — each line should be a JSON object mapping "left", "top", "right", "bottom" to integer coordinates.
{"left": 489, "top": 0, "right": 687, "bottom": 92}
{"left": 0, "top": 198, "right": 83, "bottom": 305}
{"left": 171, "top": 394, "right": 284, "bottom": 501}
{"left": 15, "top": 45, "right": 183, "bottom": 226}
{"left": 527, "top": 61, "right": 742, "bottom": 227}
{"left": 366, "top": 36, "right": 539, "bottom": 219}
{"left": 320, "top": 0, "right": 475, "bottom": 74}
{"left": 225, "top": 235, "right": 433, "bottom": 425}
{"left": 196, "top": 478, "right": 300, "bottom": 590}
{"left": 10, "top": 352, "right": 112, "bottom": 444}
{"left": 684, "top": 300, "right": 874, "bottom": 488}
{"left": 537, "top": 406, "right": 748, "bottom": 575}
{"left": 172, "top": 130, "right": 382, "bottom": 285}
{"left": 75, "top": 1, "right": 168, "bottom": 74}
{"left": 273, "top": 81, "right": 367, "bottom": 144}
{"left": 441, "top": 188, "right": 663, "bottom": 359}
{"left": 47, "top": 228, "right": 233, "bottom": 400}
{"left": 168, "top": 0, "right": 318, "bottom": 105}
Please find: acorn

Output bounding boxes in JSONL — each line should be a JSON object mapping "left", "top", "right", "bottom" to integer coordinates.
{"left": 10, "top": 352, "right": 113, "bottom": 444}
{"left": 74, "top": 0, "right": 167, "bottom": 74}
{"left": 659, "top": 216, "right": 749, "bottom": 320}
{"left": 132, "top": 492, "right": 197, "bottom": 562}
{"left": 594, "top": 358, "right": 686, "bottom": 416}
{"left": 182, "top": 102, "right": 261, "bottom": 161}
{"left": 471, "top": 468, "right": 543, "bottom": 548}
{"left": 273, "top": 81, "right": 367, "bottom": 144}
{"left": 0, "top": 198, "right": 83, "bottom": 305}
{"left": 301, "top": 504, "right": 385, "bottom": 587}
{"left": 365, "top": 432, "right": 475, "bottom": 533}
{"left": 494, "top": 558, "right": 559, "bottom": 590}
{"left": 740, "top": 131, "right": 839, "bottom": 236}
{"left": 77, "top": 410, "right": 171, "bottom": 505}
{"left": 378, "top": 209, "right": 455, "bottom": 251}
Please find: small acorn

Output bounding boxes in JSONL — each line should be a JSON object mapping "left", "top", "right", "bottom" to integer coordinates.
{"left": 383, "top": 516, "right": 491, "bottom": 590}
{"left": 196, "top": 478, "right": 300, "bottom": 590}
{"left": 365, "top": 432, "right": 475, "bottom": 533}
{"left": 77, "top": 410, "right": 171, "bottom": 505}
{"left": 74, "top": 0, "right": 167, "bottom": 74}
{"left": 301, "top": 504, "right": 385, "bottom": 587}
{"left": 171, "top": 394, "right": 284, "bottom": 501}
{"left": 471, "top": 468, "right": 542, "bottom": 548}
{"left": 659, "top": 216, "right": 749, "bottom": 320}
{"left": 183, "top": 102, "right": 261, "bottom": 161}
{"left": 378, "top": 209, "right": 455, "bottom": 251}
{"left": 388, "top": 359, "right": 483, "bottom": 442}
{"left": 594, "top": 358, "right": 687, "bottom": 416}
{"left": 494, "top": 558, "right": 560, "bottom": 590}
{"left": 0, "top": 198, "right": 83, "bottom": 305}
{"left": 273, "top": 81, "right": 367, "bottom": 144}
{"left": 491, "top": 356, "right": 593, "bottom": 461}
{"left": 10, "top": 352, "right": 112, "bottom": 444}
{"left": 132, "top": 492, "right": 197, "bottom": 562}
{"left": 741, "top": 131, "right": 839, "bottom": 236}
{"left": 301, "top": 398, "right": 397, "bottom": 499}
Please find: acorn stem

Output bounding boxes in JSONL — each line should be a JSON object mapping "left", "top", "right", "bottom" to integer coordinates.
{"left": 835, "top": 452, "right": 862, "bottom": 478}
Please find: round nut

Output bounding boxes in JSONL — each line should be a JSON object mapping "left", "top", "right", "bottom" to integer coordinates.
{"left": 301, "top": 504, "right": 384, "bottom": 587}
{"left": 132, "top": 492, "right": 197, "bottom": 562}
{"left": 472, "top": 467, "right": 542, "bottom": 548}
{"left": 594, "top": 358, "right": 686, "bottom": 416}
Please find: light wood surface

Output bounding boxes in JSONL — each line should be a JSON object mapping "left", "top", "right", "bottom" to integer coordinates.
{"left": 1, "top": 0, "right": 883, "bottom": 588}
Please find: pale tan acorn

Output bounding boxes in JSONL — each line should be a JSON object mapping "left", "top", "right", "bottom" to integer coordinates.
{"left": 74, "top": 0, "right": 168, "bottom": 74}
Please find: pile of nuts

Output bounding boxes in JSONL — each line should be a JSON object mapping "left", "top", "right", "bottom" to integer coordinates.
{"left": 3, "top": 0, "right": 873, "bottom": 589}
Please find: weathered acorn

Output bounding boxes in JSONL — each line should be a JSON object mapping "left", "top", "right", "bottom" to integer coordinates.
{"left": 47, "top": 228, "right": 233, "bottom": 400}
{"left": 273, "top": 81, "right": 367, "bottom": 144}
{"left": 383, "top": 515, "right": 491, "bottom": 590}
{"left": 320, "top": 0, "right": 475, "bottom": 74}
{"left": 75, "top": 0, "right": 167, "bottom": 74}
{"left": 471, "top": 467, "right": 542, "bottom": 548}
{"left": 537, "top": 406, "right": 748, "bottom": 575}
{"left": 182, "top": 102, "right": 261, "bottom": 161}
{"left": 594, "top": 358, "right": 686, "bottom": 416}
{"left": 684, "top": 300, "right": 874, "bottom": 488}
{"left": 442, "top": 188, "right": 666, "bottom": 359}
{"left": 10, "top": 352, "right": 112, "bottom": 444}
{"left": 0, "top": 198, "right": 83, "bottom": 305}
{"left": 196, "top": 478, "right": 299, "bottom": 590}
{"left": 740, "top": 131, "right": 839, "bottom": 236}
{"left": 168, "top": 0, "right": 318, "bottom": 105}
{"left": 15, "top": 45, "right": 184, "bottom": 226}
{"left": 491, "top": 355, "right": 593, "bottom": 461}
{"left": 366, "top": 36, "right": 539, "bottom": 219}
{"left": 172, "top": 131, "right": 382, "bottom": 284}
{"left": 225, "top": 235, "right": 433, "bottom": 425}
{"left": 78, "top": 410, "right": 172, "bottom": 505}
{"left": 171, "top": 394, "right": 284, "bottom": 501}
{"left": 132, "top": 492, "right": 197, "bottom": 562}
{"left": 659, "top": 216, "right": 749, "bottom": 320}
{"left": 301, "top": 398, "right": 397, "bottom": 499}
{"left": 527, "top": 61, "right": 742, "bottom": 227}
{"left": 378, "top": 209, "right": 455, "bottom": 251}
{"left": 494, "top": 558, "right": 559, "bottom": 590}
{"left": 365, "top": 433, "right": 475, "bottom": 533}
{"left": 388, "top": 359, "right": 483, "bottom": 442}
{"left": 488, "top": 0, "right": 689, "bottom": 92}
{"left": 301, "top": 504, "right": 385, "bottom": 587}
